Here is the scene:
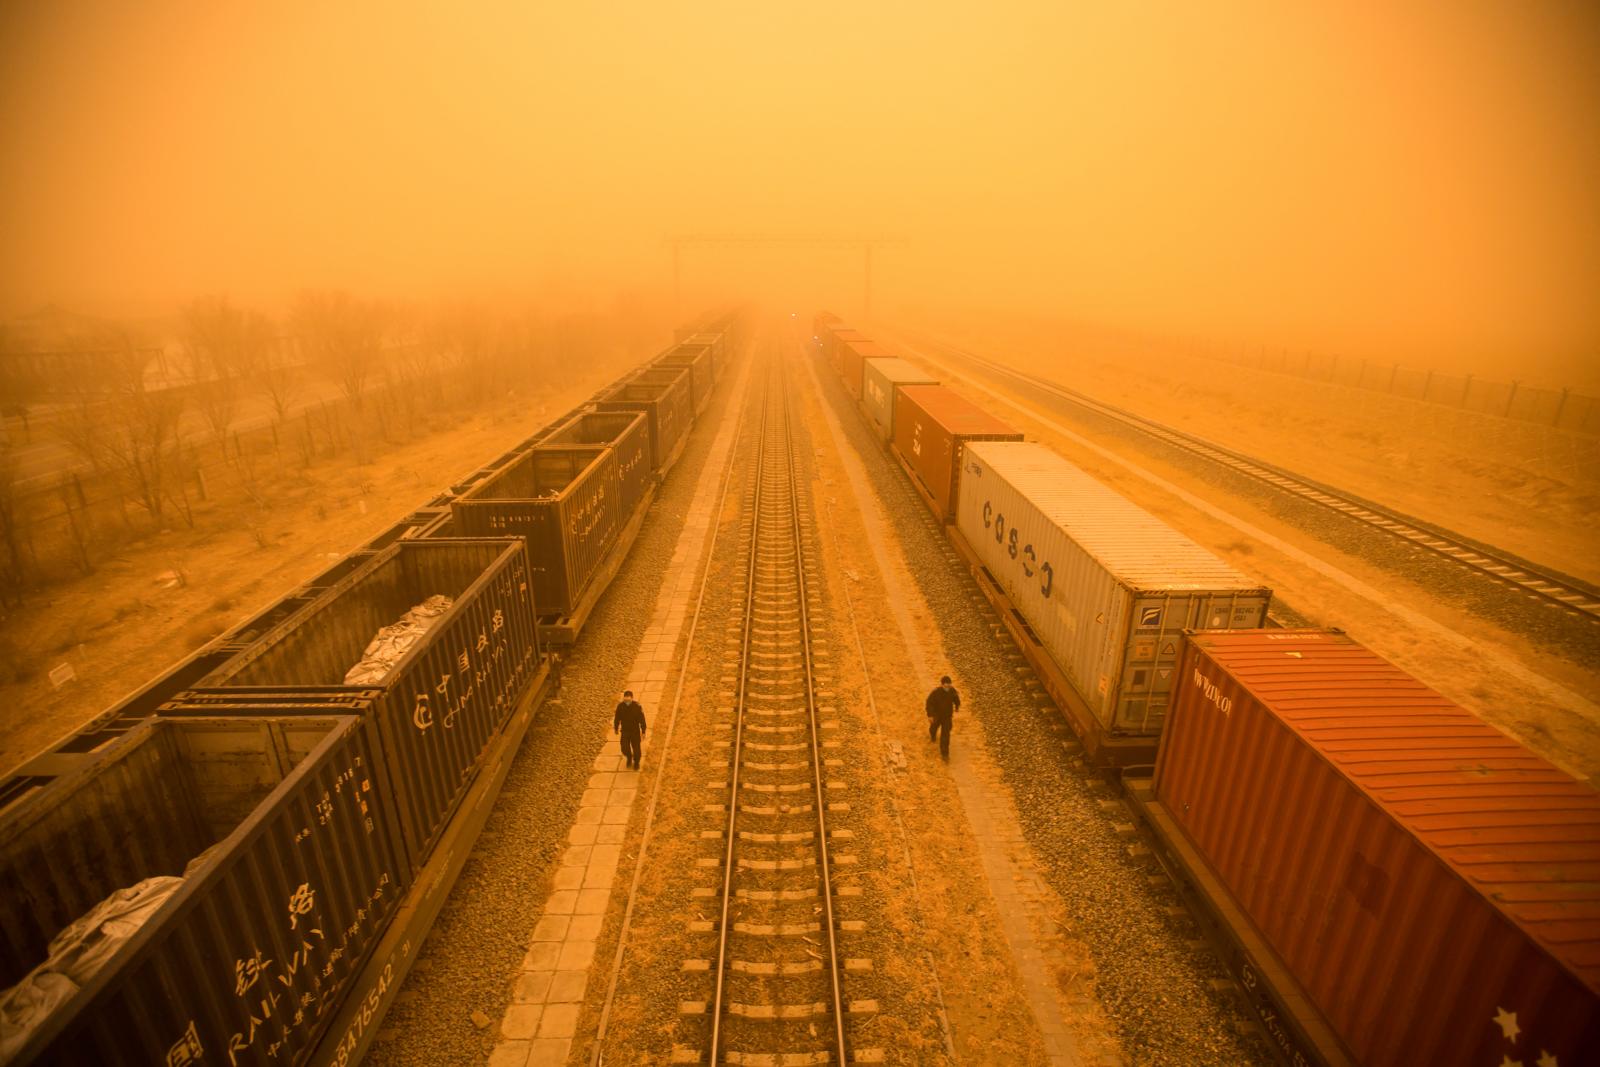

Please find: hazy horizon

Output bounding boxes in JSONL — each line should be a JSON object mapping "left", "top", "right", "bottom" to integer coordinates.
{"left": 4, "top": 1, "right": 1597, "bottom": 385}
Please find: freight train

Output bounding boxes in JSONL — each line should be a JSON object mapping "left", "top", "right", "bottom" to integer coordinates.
{"left": 0, "top": 309, "right": 745, "bottom": 1066}
{"left": 811, "top": 313, "right": 1600, "bottom": 1067}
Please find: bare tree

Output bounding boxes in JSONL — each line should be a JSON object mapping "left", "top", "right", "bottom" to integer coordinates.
{"left": 180, "top": 296, "right": 248, "bottom": 452}
{"left": 254, "top": 339, "right": 303, "bottom": 423}
{"left": 294, "top": 291, "right": 384, "bottom": 410}
{"left": 0, "top": 441, "right": 26, "bottom": 600}
{"left": 96, "top": 334, "right": 183, "bottom": 523}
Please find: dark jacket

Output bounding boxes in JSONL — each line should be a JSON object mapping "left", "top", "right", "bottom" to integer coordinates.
{"left": 614, "top": 700, "right": 646, "bottom": 737}
{"left": 925, "top": 685, "right": 960, "bottom": 720}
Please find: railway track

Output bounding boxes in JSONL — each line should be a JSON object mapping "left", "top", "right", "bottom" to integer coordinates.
{"left": 905, "top": 331, "right": 1600, "bottom": 626}
{"left": 689, "top": 355, "right": 867, "bottom": 1065}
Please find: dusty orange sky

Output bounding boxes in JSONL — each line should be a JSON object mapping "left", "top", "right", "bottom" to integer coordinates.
{"left": 2, "top": 1, "right": 1597, "bottom": 382}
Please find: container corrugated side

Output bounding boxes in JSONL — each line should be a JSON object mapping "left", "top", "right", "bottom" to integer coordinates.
{"left": 649, "top": 344, "right": 713, "bottom": 414}
{"left": 1155, "top": 629, "right": 1600, "bottom": 1066}
{"left": 838, "top": 339, "right": 896, "bottom": 399}
{"left": 956, "top": 441, "right": 1269, "bottom": 736}
{"left": 823, "top": 327, "right": 868, "bottom": 375}
{"left": 860, "top": 357, "right": 937, "bottom": 440}
{"left": 540, "top": 410, "right": 652, "bottom": 521}
{"left": 891, "top": 384, "right": 1022, "bottom": 522}
{"left": 450, "top": 449, "right": 620, "bottom": 616}
{"left": 190, "top": 539, "right": 543, "bottom": 866}
{"left": 683, "top": 331, "right": 725, "bottom": 381}
{"left": 595, "top": 374, "right": 693, "bottom": 472}
{"left": 2, "top": 715, "right": 403, "bottom": 1066}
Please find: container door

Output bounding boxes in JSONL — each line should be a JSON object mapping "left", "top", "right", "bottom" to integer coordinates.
{"left": 1113, "top": 594, "right": 1183, "bottom": 735}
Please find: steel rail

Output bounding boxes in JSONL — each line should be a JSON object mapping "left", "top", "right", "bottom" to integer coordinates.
{"left": 708, "top": 354, "right": 848, "bottom": 1066}
{"left": 911, "top": 332, "right": 1600, "bottom": 625}
{"left": 781, "top": 356, "right": 850, "bottom": 1064}
{"left": 707, "top": 367, "right": 772, "bottom": 1064}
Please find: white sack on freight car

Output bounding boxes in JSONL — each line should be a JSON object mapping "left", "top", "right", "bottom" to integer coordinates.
{"left": 343, "top": 594, "right": 455, "bottom": 685}
{"left": 0, "top": 875, "right": 183, "bottom": 1059}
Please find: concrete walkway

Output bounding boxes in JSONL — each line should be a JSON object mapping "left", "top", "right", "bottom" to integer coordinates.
{"left": 486, "top": 362, "right": 751, "bottom": 1067}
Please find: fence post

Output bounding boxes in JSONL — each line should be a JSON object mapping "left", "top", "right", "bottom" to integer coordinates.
{"left": 1423, "top": 368, "right": 1434, "bottom": 402}
{"left": 1503, "top": 381, "right": 1519, "bottom": 418}
{"left": 1552, "top": 387, "right": 1568, "bottom": 428}
{"left": 1461, "top": 374, "right": 1473, "bottom": 408}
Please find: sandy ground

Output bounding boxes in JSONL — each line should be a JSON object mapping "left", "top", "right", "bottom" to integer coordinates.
{"left": 796, "top": 353, "right": 1134, "bottom": 1065}
{"left": 876, "top": 322, "right": 1600, "bottom": 781}
{"left": 0, "top": 362, "right": 634, "bottom": 775}
{"left": 915, "top": 319, "right": 1600, "bottom": 585}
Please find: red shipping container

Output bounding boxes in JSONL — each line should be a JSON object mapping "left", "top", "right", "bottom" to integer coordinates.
{"left": 1156, "top": 629, "right": 1600, "bottom": 1067}
{"left": 839, "top": 338, "right": 896, "bottom": 399}
{"left": 891, "top": 384, "right": 1022, "bottom": 521}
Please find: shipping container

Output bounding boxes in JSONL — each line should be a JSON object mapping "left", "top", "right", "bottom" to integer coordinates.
{"left": 596, "top": 373, "right": 693, "bottom": 473}
{"left": 822, "top": 327, "right": 868, "bottom": 375}
{"left": 184, "top": 539, "right": 542, "bottom": 866}
{"left": 1155, "top": 629, "right": 1600, "bottom": 1066}
{"left": 682, "top": 331, "right": 726, "bottom": 381}
{"left": 838, "top": 339, "right": 897, "bottom": 399}
{"left": 650, "top": 343, "right": 714, "bottom": 415}
{"left": 956, "top": 441, "right": 1270, "bottom": 737}
{"left": 860, "top": 357, "right": 938, "bottom": 441}
{"left": 891, "top": 384, "right": 1023, "bottom": 522}
{"left": 0, "top": 714, "right": 403, "bottom": 1065}
{"left": 450, "top": 449, "right": 620, "bottom": 618}
{"left": 538, "top": 410, "right": 652, "bottom": 521}
{"left": 0, "top": 556, "right": 384, "bottom": 812}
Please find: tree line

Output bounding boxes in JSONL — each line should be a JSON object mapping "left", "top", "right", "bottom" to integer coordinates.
{"left": 0, "top": 292, "right": 646, "bottom": 602}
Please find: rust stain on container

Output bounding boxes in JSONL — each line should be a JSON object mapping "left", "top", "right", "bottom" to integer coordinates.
{"left": 1156, "top": 628, "right": 1600, "bottom": 1066}
{"left": 890, "top": 384, "right": 1022, "bottom": 521}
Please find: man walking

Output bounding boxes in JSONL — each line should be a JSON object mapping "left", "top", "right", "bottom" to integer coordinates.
{"left": 926, "top": 675, "right": 960, "bottom": 759}
{"left": 614, "top": 689, "right": 647, "bottom": 770}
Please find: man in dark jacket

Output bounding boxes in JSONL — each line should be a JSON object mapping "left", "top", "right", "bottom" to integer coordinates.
{"left": 614, "top": 689, "right": 647, "bottom": 770}
{"left": 925, "top": 675, "right": 960, "bottom": 759}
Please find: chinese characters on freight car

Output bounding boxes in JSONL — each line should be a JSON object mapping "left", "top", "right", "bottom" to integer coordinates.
{"left": 157, "top": 745, "right": 399, "bottom": 1067}
{"left": 222, "top": 871, "right": 394, "bottom": 1064}
{"left": 293, "top": 758, "right": 375, "bottom": 843}
{"left": 410, "top": 584, "right": 523, "bottom": 736}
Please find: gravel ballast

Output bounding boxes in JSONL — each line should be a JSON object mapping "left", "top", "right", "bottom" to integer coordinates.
{"left": 812, "top": 356, "right": 1274, "bottom": 1066}
{"left": 364, "top": 360, "right": 737, "bottom": 1067}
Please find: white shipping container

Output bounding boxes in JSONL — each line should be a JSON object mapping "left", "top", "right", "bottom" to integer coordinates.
{"left": 860, "top": 358, "right": 937, "bottom": 441}
{"left": 956, "top": 441, "right": 1271, "bottom": 736}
